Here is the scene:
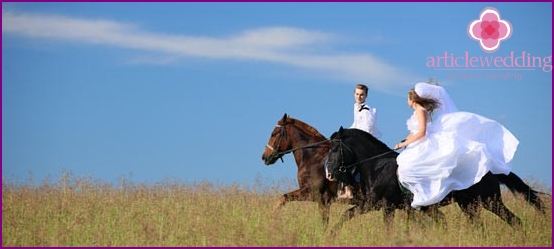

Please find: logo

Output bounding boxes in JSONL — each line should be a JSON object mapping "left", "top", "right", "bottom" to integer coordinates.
{"left": 425, "top": 6, "right": 551, "bottom": 80}
{"left": 467, "top": 7, "right": 512, "bottom": 53}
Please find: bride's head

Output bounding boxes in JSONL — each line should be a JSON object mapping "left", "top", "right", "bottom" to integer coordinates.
{"left": 408, "top": 89, "right": 440, "bottom": 114}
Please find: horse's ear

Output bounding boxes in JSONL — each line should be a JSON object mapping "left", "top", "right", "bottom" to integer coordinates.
{"left": 338, "top": 126, "right": 344, "bottom": 137}
{"left": 281, "top": 113, "right": 288, "bottom": 122}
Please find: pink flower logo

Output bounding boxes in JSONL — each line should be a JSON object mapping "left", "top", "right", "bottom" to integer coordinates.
{"left": 467, "top": 7, "right": 512, "bottom": 53}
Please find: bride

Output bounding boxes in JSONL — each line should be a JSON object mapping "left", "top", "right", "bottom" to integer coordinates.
{"left": 393, "top": 82, "right": 519, "bottom": 209}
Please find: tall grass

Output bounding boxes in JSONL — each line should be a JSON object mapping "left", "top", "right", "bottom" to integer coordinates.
{"left": 2, "top": 174, "right": 551, "bottom": 246}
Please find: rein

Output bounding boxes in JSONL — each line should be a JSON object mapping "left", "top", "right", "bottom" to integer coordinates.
{"left": 335, "top": 139, "right": 397, "bottom": 173}
{"left": 275, "top": 139, "right": 329, "bottom": 156}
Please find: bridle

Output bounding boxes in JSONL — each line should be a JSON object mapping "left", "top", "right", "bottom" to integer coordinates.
{"left": 265, "top": 123, "right": 329, "bottom": 163}
{"left": 265, "top": 124, "right": 288, "bottom": 163}
{"left": 329, "top": 138, "right": 359, "bottom": 179}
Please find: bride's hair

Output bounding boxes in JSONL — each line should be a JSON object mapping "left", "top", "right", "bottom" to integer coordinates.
{"left": 409, "top": 89, "right": 440, "bottom": 114}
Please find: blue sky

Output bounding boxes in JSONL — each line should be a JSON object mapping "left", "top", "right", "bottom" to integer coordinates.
{"left": 2, "top": 2, "right": 552, "bottom": 189}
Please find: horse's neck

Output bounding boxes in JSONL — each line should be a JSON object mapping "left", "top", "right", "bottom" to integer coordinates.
{"left": 352, "top": 137, "right": 391, "bottom": 157}
{"left": 352, "top": 138, "right": 396, "bottom": 181}
{"left": 288, "top": 125, "right": 328, "bottom": 169}
{"left": 289, "top": 125, "right": 325, "bottom": 147}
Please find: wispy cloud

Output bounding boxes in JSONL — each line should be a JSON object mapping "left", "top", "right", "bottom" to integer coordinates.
{"left": 2, "top": 10, "right": 417, "bottom": 92}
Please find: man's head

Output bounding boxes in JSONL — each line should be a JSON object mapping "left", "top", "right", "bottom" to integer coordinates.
{"left": 354, "top": 84, "right": 368, "bottom": 104}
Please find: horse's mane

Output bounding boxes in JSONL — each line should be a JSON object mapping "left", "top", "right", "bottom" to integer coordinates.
{"left": 286, "top": 117, "right": 327, "bottom": 140}
{"left": 331, "top": 128, "right": 392, "bottom": 152}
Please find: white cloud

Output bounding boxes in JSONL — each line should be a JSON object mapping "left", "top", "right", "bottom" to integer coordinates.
{"left": 231, "top": 27, "right": 332, "bottom": 49}
{"left": 2, "top": 10, "right": 418, "bottom": 92}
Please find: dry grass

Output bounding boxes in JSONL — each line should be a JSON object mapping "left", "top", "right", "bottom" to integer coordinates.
{"left": 2, "top": 173, "right": 552, "bottom": 246}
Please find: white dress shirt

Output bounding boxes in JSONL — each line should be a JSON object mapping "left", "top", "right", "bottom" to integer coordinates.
{"left": 351, "top": 103, "right": 382, "bottom": 138}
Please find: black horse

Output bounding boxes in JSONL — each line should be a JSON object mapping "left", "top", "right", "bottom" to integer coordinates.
{"left": 325, "top": 127, "right": 545, "bottom": 230}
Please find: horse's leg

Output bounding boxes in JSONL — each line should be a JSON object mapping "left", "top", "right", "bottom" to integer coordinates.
{"left": 405, "top": 206, "right": 416, "bottom": 223}
{"left": 329, "top": 204, "right": 358, "bottom": 235}
{"left": 482, "top": 197, "right": 522, "bottom": 227}
{"left": 457, "top": 201, "right": 484, "bottom": 228}
{"left": 473, "top": 174, "right": 522, "bottom": 227}
{"left": 401, "top": 206, "right": 419, "bottom": 234}
{"left": 318, "top": 201, "right": 331, "bottom": 226}
{"left": 383, "top": 205, "right": 396, "bottom": 230}
{"left": 421, "top": 204, "right": 447, "bottom": 228}
{"left": 273, "top": 193, "right": 290, "bottom": 212}
{"left": 318, "top": 192, "right": 334, "bottom": 226}
{"left": 273, "top": 188, "right": 312, "bottom": 213}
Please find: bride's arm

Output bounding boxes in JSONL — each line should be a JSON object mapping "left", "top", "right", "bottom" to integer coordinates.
{"left": 394, "top": 108, "right": 428, "bottom": 149}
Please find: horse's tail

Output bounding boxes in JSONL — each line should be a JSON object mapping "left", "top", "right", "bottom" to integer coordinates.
{"left": 495, "top": 172, "right": 546, "bottom": 214}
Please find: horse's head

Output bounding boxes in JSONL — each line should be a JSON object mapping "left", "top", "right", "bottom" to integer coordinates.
{"left": 262, "top": 113, "right": 294, "bottom": 165}
{"left": 325, "top": 127, "right": 359, "bottom": 184}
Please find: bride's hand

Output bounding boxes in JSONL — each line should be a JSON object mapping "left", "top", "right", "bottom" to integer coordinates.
{"left": 394, "top": 143, "right": 403, "bottom": 150}
{"left": 394, "top": 140, "right": 407, "bottom": 150}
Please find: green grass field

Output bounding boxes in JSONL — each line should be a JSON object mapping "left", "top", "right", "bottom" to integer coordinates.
{"left": 2, "top": 174, "right": 551, "bottom": 246}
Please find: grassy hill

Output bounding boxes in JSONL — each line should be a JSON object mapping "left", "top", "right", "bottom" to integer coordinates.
{"left": 2, "top": 174, "right": 551, "bottom": 246}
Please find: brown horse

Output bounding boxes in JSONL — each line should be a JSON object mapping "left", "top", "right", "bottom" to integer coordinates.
{"left": 261, "top": 114, "right": 342, "bottom": 224}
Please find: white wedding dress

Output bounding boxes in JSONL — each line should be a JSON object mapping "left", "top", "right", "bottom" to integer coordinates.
{"left": 397, "top": 83, "right": 519, "bottom": 208}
